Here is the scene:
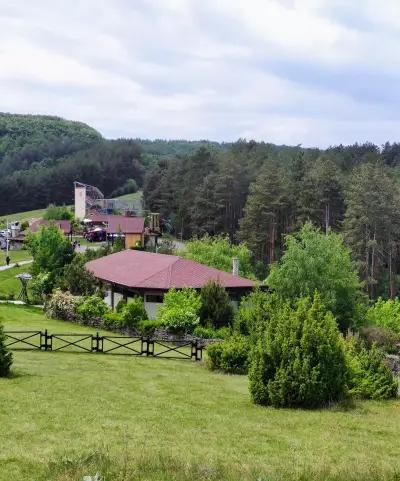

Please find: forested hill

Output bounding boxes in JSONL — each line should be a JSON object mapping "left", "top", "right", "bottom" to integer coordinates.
{"left": 0, "top": 113, "right": 102, "bottom": 174}
{"left": 5, "top": 112, "right": 400, "bottom": 299}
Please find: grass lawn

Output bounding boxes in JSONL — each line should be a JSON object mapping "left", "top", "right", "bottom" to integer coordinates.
{"left": 0, "top": 207, "right": 47, "bottom": 224}
{"left": 1, "top": 305, "right": 400, "bottom": 481}
{"left": 0, "top": 265, "right": 33, "bottom": 299}
{"left": 0, "top": 249, "right": 32, "bottom": 267}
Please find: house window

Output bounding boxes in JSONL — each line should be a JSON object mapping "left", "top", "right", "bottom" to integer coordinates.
{"left": 145, "top": 294, "right": 164, "bottom": 303}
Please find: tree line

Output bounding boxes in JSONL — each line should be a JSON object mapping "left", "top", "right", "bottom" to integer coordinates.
{"left": 143, "top": 141, "right": 400, "bottom": 298}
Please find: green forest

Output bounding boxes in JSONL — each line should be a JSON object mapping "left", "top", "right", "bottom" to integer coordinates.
{"left": 3, "top": 112, "right": 400, "bottom": 299}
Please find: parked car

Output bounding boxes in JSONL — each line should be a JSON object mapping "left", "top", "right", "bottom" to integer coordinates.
{"left": 85, "top": 228, "right": 107, "bottom": 242}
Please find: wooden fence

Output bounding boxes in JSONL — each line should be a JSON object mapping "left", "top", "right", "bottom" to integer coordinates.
{"left": 4, "top": 330, "right": 203, "bottom": 361}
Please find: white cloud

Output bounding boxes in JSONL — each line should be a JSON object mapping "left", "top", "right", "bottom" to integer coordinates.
{"left": 0, "top": 0, "right": 399, "bottom": 146}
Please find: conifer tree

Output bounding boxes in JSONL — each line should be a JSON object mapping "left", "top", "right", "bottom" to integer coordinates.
{"left": 0, "top": 322, "right": 12, "bottom": 377}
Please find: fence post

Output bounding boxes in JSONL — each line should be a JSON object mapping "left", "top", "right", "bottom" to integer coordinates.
{"left": 92, "top": 332, "right": 103, "bottom": 352}
{"left": 147, "top": 337, "right": 154, "bottom": 356}
{"left": 191, "top": 341, "right": 202, "bottom": 361}
{"left": 44, "top": 329, "right": 52, "bottom": 351}
{"left": 191, "top": 341, "right": 197, "bottom": 360}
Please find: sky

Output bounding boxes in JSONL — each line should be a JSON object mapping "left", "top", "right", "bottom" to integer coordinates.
{"left": 1, "top": 0, "right": 400, "bottom": 147}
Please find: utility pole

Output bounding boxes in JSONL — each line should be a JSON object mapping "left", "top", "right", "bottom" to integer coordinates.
{"left": 6, "top": 218, "right": 9, "bottom": 258}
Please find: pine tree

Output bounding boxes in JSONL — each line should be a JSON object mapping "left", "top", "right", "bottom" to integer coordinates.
{"left": 238, "top": 162, "right": 291, "bottom": 264}
{"left": 343, "top": 162, "right": 400, "bottom": 298}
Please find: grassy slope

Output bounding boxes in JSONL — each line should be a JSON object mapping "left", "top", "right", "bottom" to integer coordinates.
{"left": 0, "top": 191, "right": 143, "bottom": 224}
{"left": 0, "top": 265, "right": 33, "bottom": 298}
{"left": 0, "top": 249, "right": 31, "bottom": 267}
{"left": 1, "top": 304, "right": 400, "bottom": 481}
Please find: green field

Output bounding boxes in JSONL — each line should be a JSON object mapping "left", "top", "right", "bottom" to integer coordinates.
{"left": 0, "top": 249, "right": 32, "bottom": 267}
{"left": 1, "top": 304, "right": 400, "bottom": 481}
{"left": 0, "top": 207, "right": 47, "bottom": 224}
{"left": 0, "top": 265, "right": 33, "bottom": 299}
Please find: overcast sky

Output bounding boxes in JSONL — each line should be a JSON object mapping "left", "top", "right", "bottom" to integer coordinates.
{"left": 1, "top": 0, "right": 400, "bottom": 147}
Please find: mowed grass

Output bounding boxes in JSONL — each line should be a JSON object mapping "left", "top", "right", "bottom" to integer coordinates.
{"left": 0, "top": 265, "right": 33, "bottom": 299}
{"left": 1, "top": 304, "right": 400, "bottom": 481}
{"left": 0, "top": 206, "right": 47, "bottom": 223}
{"left": 0, "top": 249, "right": 32, "bottom": 266}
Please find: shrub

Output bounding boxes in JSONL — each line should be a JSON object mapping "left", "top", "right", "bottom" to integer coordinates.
{"left": 359, "top": 325, "right": 399, "bottom": 354}
{"left": 103, "top": 311, "right": 123, "bottom": 329}
{"left": 76, "top": 295, "right": 109, "bottom": 321}
{"left": 345, "top": 337, "right": 397, "bottom": 400}
{"left": 193, "top": 326, "right": 231, "bottom": 339}
{"left": 157, "top": 288, "right": 201, "bottom": 332}
{"left": 249, "top": 293, "right": 348, "bottom": 408}
{"left": 45, "top": 290, "right": 80, "bottom": 321}
{"left": 115, "top": 299, "right": 127, "bottom": 313}
{"left": 199, "top": 281, "right": 234, "bottom": 329}
{"left": 366, "top": 298, "right": 400, "bottom": 333}
{"left": 137, "top": 319, "right": 165, "bottom": 336}
{"left": 120, "top": 297, "right": 148, "bottom": 329}
{"left": 206, "top": 335, "right": 249, "bottom": 374}
{"left": 0, "top": 322, "right": 12, "bottom": 377}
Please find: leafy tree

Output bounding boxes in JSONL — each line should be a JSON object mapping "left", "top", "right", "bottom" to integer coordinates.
{"left": 0, "top": 322, "right": 12, "bottom": 377}
{"left": 183, "top": 235, "right": 255, "bottom": 279}
{"left": 249, "top": 293, "right": 348, "bottom": 408}
{"left": 27, "top": 225, "right": 74, "bottom": 290}
{"left": 199, "top": 281, "right": 234, "bottom": 329}
{"left": 61, "top": 253, "right": 98, "bottom": 296}
{"left": 366, "top": 297, "right": 400, "bottom": 333}
{"left": 267, "top": 222, "right": 363, "bottom": 330}
{"left": 43, "top": 204, "right": 73, "bottom": 221}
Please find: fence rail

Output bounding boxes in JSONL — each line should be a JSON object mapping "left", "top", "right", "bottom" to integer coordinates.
{"left": 4, "top": 330, "right": 203, "bottom": 361}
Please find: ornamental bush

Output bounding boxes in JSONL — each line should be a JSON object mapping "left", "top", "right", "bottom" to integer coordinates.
{"left": 199, "top": 281, "right": 233, "bottom": 329}
{"left": 76, "top": 295, "right": 109, "bottom": 321}
{"left": 345, "top": 337, "right": 397, "bottom": 400}
{"left": 120, "top": 297, "right": 148, "bottom": 329}
{"left": 206, "top": 335, "right": 249, "bottom": 374}
{"left": 249, "top": 293, "right": 348, "bottom": 408}
{"left": 45, "top": 289, "right": 80, "bottom": 321}
{"left": 0, "top": 322, "right": 12, "bottom": 377}
{"left": 193, "top": 326, "right": 231, "bottom": 339}
{"left": 157, "top": 288, "right": 201, "bottom": 332}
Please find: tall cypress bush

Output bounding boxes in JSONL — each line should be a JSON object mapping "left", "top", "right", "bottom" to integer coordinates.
{"left": 249, "top": 293, "right": 348, "bottom": 408}
{"left": 199, "top": 281, "right": 233, "bottom": 329}
{"left": 0, "top": 322, "right": 12, "bottom": 377}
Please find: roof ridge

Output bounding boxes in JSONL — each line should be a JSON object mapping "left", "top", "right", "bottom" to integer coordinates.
{"left": 135, "top": 254, "right": 179, "bottom": 288}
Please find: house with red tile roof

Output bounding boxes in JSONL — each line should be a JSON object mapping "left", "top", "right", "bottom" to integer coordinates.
{"left": 86, "top": 249, "right": 254, "bottom": 318}
{"left": 86, "top": 213, "right": 145, "bottom": 248}
{"left": 29, "top": 219, "right": 72, "bottom": 236}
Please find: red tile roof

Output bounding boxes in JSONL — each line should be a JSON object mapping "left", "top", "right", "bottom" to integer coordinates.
{"left": 30, "top": 219, "right": 71, "bottom": 234}
{"left": 88, "top": 214, "right": 144, "bottom": 234}
{"left": 86, "top": 250, "right": 254, "bottom": 290}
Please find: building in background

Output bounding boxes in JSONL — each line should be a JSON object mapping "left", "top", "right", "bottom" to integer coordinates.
{"left": 86, "top": 250, "right": 254, "bottom": 319}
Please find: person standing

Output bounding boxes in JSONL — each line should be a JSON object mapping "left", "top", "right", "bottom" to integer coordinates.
{"left": 5, "top": 255, "right": 10, "bottom": 266}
